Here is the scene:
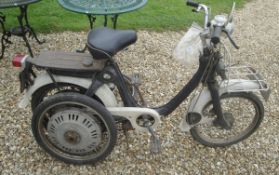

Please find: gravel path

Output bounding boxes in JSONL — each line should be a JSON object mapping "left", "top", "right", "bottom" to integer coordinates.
{"left": 0, "top": 0, "right": 278, "bottom": 174}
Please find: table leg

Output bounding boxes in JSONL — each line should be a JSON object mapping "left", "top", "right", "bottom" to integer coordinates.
{"left": 104, "top": 15, "right": 108, "bottom": 27}
{"left": 111, "top": 15, "right": 119, "bottom": 29}
{"left": 17, "top": 6, "right": 33, "bottom": 57}
{"left": 76, "top": 14, "right": 97, "bottom": 53}
{"left": 87, "top": 14, "right": 96, "bottom": 29}
{"left": 15, "top": 5, "right": 45, "bottom": 57}
{"left": 0, "top": 13, "right": 6, "bottom": 59}
{"left": 21, "top": 6, "right": 45, "bottom": 44}
{"left": 0, "top": 37, "right": 4, "bottom": 59}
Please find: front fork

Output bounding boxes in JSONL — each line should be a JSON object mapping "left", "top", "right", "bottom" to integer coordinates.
{"left": 204, "top": 49, "right": 233, "bottom": 130}
{"left": 208, "top": 80, "right": 233, "bottom": 130}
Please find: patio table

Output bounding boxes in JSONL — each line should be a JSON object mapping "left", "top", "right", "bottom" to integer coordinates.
{"left": 58, "top": 0, "right": 147, "bottom": 52}
{"left": 0, "top": 0, "right": 44, "bottom": 59}
{"left": 58, "top": 0, "right": 148, "bottom": 29}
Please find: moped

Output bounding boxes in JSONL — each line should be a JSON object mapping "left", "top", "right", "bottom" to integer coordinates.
{"left": 12, "top": 0, "right": 270, "bottom": 165}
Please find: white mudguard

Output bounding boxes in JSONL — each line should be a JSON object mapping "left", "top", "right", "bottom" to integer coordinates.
{"left": 18, "top": 72, "right": 118, "bottom": 108}
{"left": 180, "top": 79, "right": 265, "bottom": 132}
{"left": 18, "top": 73, "right": 161, "bottom": 132}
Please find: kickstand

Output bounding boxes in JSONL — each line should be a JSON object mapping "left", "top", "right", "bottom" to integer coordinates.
{"left": 145, "top": 121, "right": 161, "bottom": 154}
{"left": 122, "top": 122, "right": 132, "bottom": 150}
{"left": 123, "top": 129, "right": 130, "bottom": 150}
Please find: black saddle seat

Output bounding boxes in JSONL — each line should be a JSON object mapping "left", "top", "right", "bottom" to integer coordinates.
{"left": 87, "top": 28, "right": 137, "bottom": 59}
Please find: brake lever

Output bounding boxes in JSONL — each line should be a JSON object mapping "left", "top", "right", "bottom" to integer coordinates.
{"left": 224, "top": 30, "right": 239, "bottom": 49}
{"left": 192, "top": 9, "right": 198, "bottom": 13}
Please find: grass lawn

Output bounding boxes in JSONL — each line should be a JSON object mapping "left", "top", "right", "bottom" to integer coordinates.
{"left": 1, "top": 0, "right": 246, "bottom": 33}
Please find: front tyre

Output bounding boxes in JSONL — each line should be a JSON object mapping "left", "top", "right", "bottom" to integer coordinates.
{"left": 190, "top": 92, "right": 264, "bottom": 147}
{"left": 32, "top": 92, "right": 117, "bottom": 165}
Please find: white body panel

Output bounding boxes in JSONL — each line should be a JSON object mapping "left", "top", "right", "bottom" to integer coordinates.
{"left": 18, "top": 73, "right": 118, "bottom": 108}
{"left": 18, "top": 73, "right": 161, "bottom": 132}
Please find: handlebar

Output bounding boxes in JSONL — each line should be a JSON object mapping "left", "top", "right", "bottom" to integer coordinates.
{"left": 186, "top": 0, "right": 209, "bottom": 29}
{"left": 186, "top": 1, "right": 239, "bottom": 48}
{"left": 186, "top": 0, "right": 199, "bottom": 8}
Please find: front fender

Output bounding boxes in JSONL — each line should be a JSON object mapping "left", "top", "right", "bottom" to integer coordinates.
{"left": 179, "top": 79, "right": 264, "bottom": 132}
{"left": 18, "top": 72, "right": 118, "bottom": 108}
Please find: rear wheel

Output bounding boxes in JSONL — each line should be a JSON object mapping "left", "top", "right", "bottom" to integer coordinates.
{"left": 31, "top": 92, "right": 117, "bottom": 165}
{"left": 190, "top": 92, "right": 264, "bottom": 147}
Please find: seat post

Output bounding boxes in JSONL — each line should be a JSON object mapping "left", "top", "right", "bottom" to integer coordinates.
{"left": 108, "top": 56, "right": 139, "bottom": 107}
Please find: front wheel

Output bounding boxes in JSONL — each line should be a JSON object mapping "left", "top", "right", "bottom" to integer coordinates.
{"left": 31, "top": 92, "right": 117, "bottom": 164}
{"left": 190, "top": 92, "right": 264, "bottom": 147}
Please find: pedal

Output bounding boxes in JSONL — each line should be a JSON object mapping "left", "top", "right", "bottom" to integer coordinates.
{"left": 131, "top": 73, "right": 141, "bottom": 86}
{"left": 145, "top": 121, "right": 161, "bottom": 154}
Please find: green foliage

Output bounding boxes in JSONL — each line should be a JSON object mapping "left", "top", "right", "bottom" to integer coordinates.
{"left": 1, "top": 0, "right": 246, "bottom": 33}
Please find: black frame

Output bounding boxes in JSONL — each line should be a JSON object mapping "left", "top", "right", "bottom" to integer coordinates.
{"left": 91, "top": 47, "right": 224, "bottom": 118}
{"left": 20, "top": 44, "right": 227, "bottom": 125}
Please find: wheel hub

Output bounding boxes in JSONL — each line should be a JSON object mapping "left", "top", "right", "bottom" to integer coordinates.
{"left": 47, "top": 109, "right": 102, "bottom": 155}
{"left": 64, "top": 130, "right": 81, "bottom": 145}
{"left": 213, "top": 112, "right": 235, "bottom": 130}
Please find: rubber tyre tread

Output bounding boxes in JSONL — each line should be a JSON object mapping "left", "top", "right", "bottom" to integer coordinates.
{"left": 31, "top": 92, "right": 117, "bottom": 165}
{"left": 190, "top": 92, "right": 264, "bottom": 147}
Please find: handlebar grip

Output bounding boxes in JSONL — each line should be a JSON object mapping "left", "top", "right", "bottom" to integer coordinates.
{"left": 186, "top": 0, "right": 199, "bottom": 8}
{"left": 211, "top": 26, "right": 223, "bottom": 44}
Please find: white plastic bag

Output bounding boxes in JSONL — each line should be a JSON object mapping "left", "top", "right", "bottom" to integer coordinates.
{"left": 173, "top": 23, "right": 203, "bottom": 66}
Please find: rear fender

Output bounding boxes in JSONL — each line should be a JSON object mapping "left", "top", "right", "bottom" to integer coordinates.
{"left": 18, "top": 72, "right": 118, "bottom": 108}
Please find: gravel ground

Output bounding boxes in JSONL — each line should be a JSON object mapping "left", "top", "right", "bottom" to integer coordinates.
{"left": 0, "top": 0, "right": 278, "bottom": 174}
